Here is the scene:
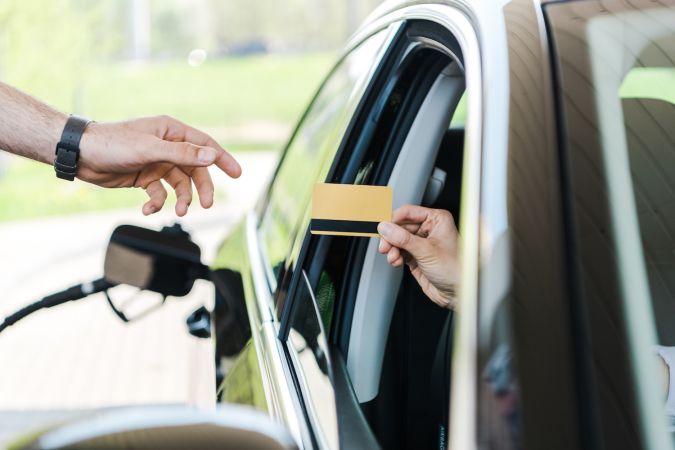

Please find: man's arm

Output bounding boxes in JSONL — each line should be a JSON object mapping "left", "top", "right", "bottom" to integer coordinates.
{"left": 0, "top": 82, "right": 241, "bottom": 216}
{"left": 0, "top": 82, "right": 68, "bottom": 164}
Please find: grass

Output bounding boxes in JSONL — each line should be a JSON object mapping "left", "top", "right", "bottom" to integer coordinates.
{"left": 0, "top": 158, "right": 147, "bottom": 221}
{"left": 0, "top": 53, "right": 335, "bottom": 222}
{"left": 82, "top": 54, "right": 333, "bottom": 126}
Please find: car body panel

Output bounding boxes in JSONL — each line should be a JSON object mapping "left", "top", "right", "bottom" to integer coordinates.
{"left": 496, "top": 1, "right": 583, "bottom": 449}
{"left": 212, "top": 1, "right": 675, "bottom": 450}
{"left": 211, "top": 214, "right": 306, "bottom": 445}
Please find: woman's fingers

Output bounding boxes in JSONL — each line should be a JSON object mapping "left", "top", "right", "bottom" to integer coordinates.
{"left": 386, "top": 247, "right": 401, "bottom": 265}
{"left": 400, "top": 222, "right": 423, "bottom": 234}
{"left": 392, "top": 204, "right": 432, "bottom": 224}
{"left": 378, "top": 237, "right": 392, "bottom": 254}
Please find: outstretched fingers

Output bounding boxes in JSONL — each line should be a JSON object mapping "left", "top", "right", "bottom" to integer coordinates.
{"left": 176, "top": 121, "right": 242, "bottom": 178}
{"left": 143, "top": 180, "right": 168, "bottom": 215}
{"left": 164, "top": 167, "right": 193, "bottom": 216}
{"left": 187, "top": 166, "right": 215, "bottom": 209}
{"left": 151, "top": 116, "right": 242, "bottom": 178}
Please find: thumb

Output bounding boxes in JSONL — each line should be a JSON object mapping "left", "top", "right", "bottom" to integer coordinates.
{"left": 153, "top": 139, "right": 218, "bottom": 167}
{"left": 377, "top": 222, "right": 424, "bottom": 256}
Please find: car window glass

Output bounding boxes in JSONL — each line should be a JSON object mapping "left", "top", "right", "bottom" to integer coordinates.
{"left": 287, "top": 270, "right": 338, "bottom": 449}
{"left": 258, "top": 30, "right": 389, "bottom": 284}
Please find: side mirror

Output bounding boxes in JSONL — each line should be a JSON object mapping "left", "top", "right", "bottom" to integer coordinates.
{"left": 104, "top": 223, "right": 209, "bottom": 297}
{"left": 12, "top": 405, "right": 298, "bottom": 450}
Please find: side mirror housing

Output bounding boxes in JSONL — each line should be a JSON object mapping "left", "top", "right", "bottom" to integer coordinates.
{"left": 104, "top": 223, "right": 208, "bottom": 297}
{"left": 212, "top": 268, "right": 250, "bottom": 357}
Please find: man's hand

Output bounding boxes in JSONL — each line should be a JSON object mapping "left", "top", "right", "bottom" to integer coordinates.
{"left": 78, "top": 116, "right": 241, "bottom": 216}
{"left": 377, "top": 205, "right": 459, "bottom": 309}
{"left": 0, "top": 82, "right": 241, "bottom": 217}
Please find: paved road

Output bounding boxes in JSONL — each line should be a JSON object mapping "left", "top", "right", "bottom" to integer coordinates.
{"left": 0, "top": 151, "right": 278, "bottom": 444}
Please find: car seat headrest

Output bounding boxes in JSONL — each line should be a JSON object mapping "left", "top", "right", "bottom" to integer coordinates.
{"left": 422, "top": 167, "right": 447, "bottom": 206}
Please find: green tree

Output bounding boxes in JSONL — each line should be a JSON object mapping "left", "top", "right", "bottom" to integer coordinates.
{"left": 0, "top": 0, "right": 118, "bottom": 113}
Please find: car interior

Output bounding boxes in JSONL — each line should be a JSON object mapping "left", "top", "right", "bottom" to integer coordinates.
{"left": 363, "top": 120, "right": 464, "bottom": 450}
{"left": 617, "top": 35, "right": 675, "bottom": 348}
{"left": 624, "top": 96, "right": 675, "bottom": 346}
{"left": 285, "top": 20, "right": 471, "bottom": 449}
{"left": 298, "top": 116, "right": 465, "bottom": 450}
{"left": 548, "top": 28, "right": 675, "bottom": 449}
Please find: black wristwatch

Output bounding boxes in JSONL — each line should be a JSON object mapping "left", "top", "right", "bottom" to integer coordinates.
{"left": 54, "top": 115, "right": 92, "bottom": 181}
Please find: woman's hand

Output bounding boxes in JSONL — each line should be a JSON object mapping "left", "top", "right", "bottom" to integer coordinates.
{"left": 378, "top": 205, "right": 460, "bottom": 309}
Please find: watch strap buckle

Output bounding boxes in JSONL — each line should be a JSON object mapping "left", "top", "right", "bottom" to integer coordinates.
{"left": 54, "top": 146, "right": 79, "bottom": 181}
{"left": 53, "top": 115, "right": 92, "bottom": 181}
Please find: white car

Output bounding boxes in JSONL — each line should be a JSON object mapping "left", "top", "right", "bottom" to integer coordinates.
{"left": 13, "top": 0, "right": 675, "bottom": 449}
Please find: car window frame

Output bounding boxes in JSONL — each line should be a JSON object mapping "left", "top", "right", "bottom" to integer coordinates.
{"left": 276, "top": 12, "right": 482, "bottom": 450}
{"left": 284, "top": 270, "right": 338, "bottom": 449}
{"left": 255, "top": 24, "right": 403, "bottom": 296}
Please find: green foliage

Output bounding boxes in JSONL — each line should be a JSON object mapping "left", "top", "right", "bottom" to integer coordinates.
{"left": 0, "top": 0, "right": 116, "bottom": 113}
{"left": 150, "top": 0, "right": 197, "bottom": 57}
{"left": 82, "top": 54, "right": 333, "bottom": 126}
{"left": 0, "top": 158, "right": 147, "bottom": 222}
{"left": 0, "top": 0, "right": 375, "bottom": 222}
{"left": 151, "top": 0, "right": 384, "bottom": 55}
{"left": 0, "top": 53, "right": 333, "bottom": 222}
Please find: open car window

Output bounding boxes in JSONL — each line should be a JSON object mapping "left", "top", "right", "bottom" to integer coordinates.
{"left": 279, "top": 19, "right": 473, "bottom": 450}
{"left": 257, "top": 28, "right": 391, "bottom": 290}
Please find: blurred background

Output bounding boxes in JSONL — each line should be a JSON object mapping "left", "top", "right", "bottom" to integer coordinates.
{"left": 0, "top": 0, "right": 381, "bottom": 443}
{"left": 0, "top": 0, "right": 382, "bottom": 220}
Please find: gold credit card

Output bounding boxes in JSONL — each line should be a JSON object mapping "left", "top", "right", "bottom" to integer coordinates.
{"left": 311, "top": 183, "right": 392, "bottom": 237}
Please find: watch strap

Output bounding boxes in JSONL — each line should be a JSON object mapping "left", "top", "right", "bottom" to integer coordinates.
{"left": 55, "top": 115, "right": 91, "bottom": 181}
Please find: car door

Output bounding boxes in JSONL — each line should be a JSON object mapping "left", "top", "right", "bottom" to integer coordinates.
{"left": 218, "top": 1, "right": 592, "bottom": 449}
{"left": 298, "top": 1, "right": 663, "bottom": 450}
{"left": 476, "top": 1, "right": 675, "bottom": 450}
{"left": 467, "top": 0, "right": 606, "bottom": 449}
{"left": 272, "top": 7, "right": 484, "bottom": 449}
{"left": 214, "top": 23, "right": 398, "bottom": 449}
